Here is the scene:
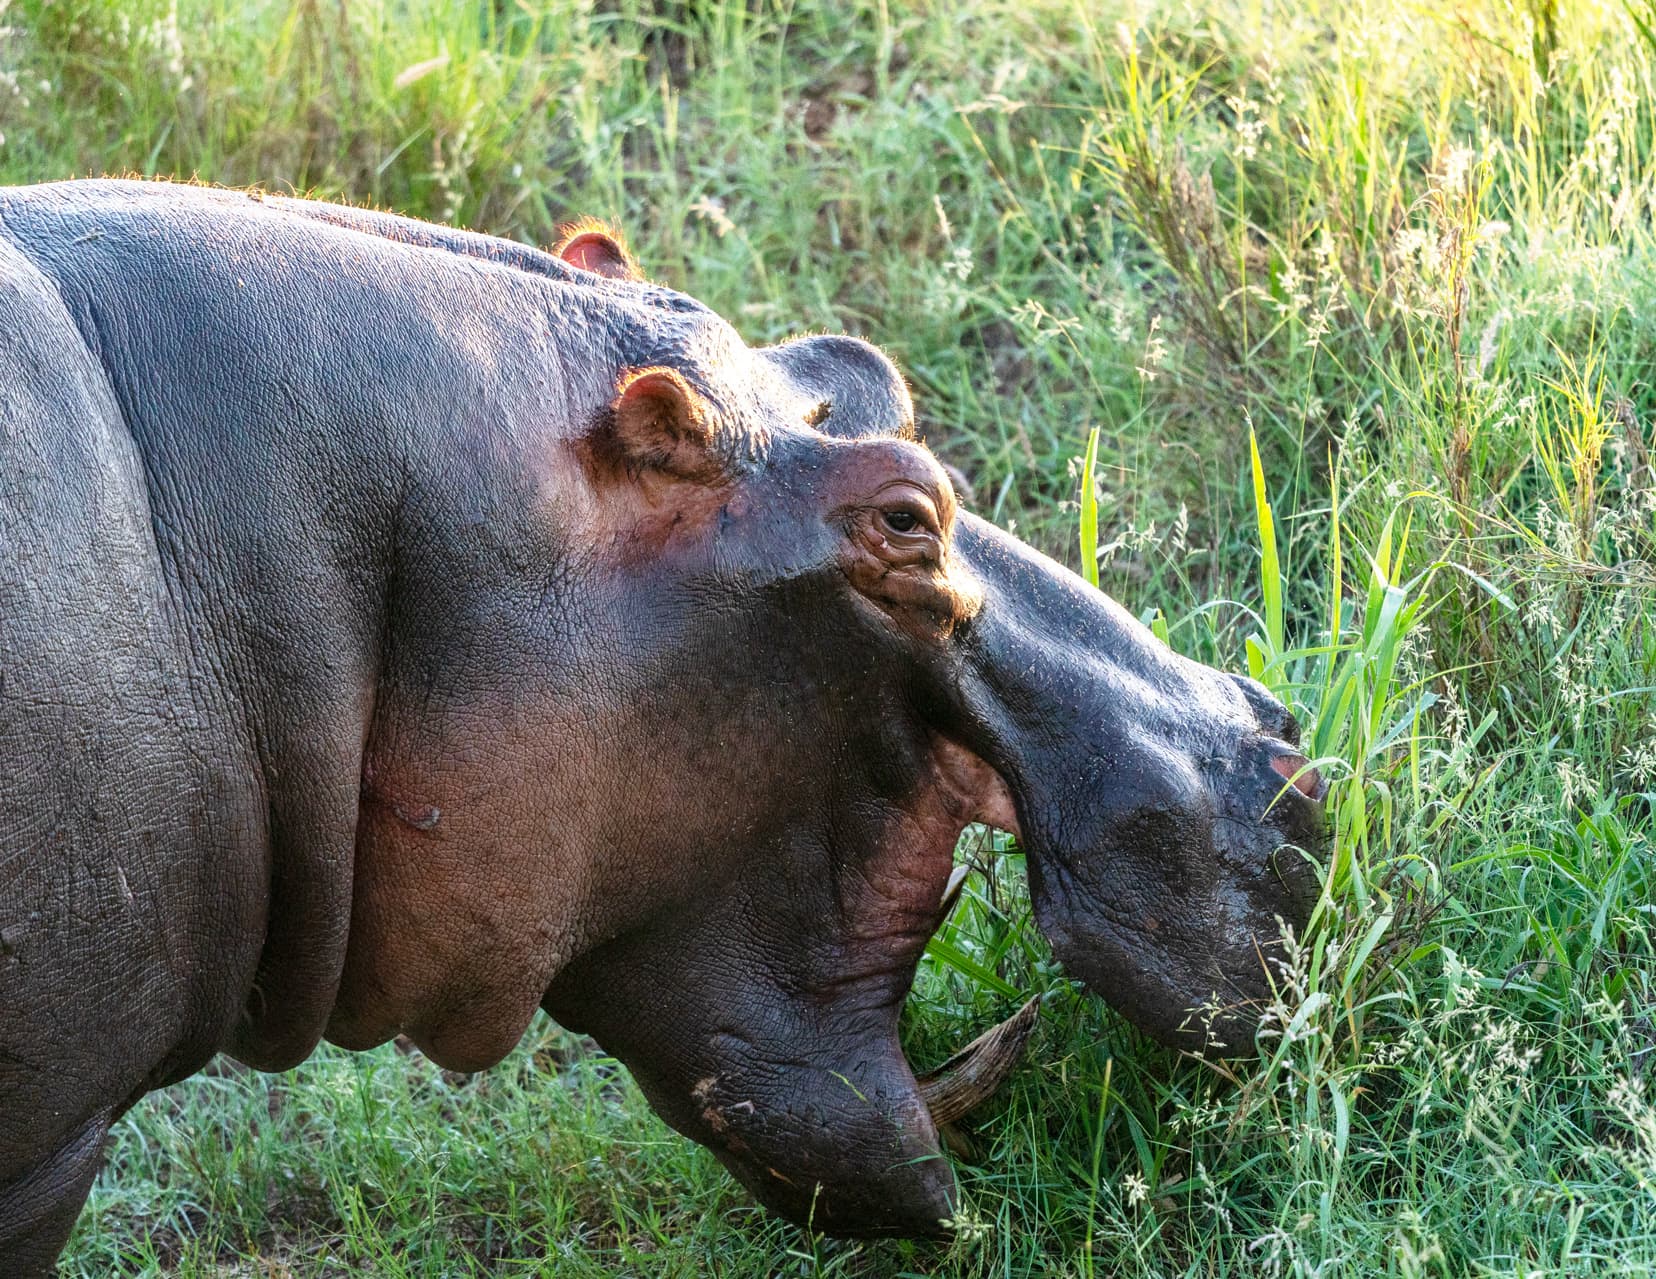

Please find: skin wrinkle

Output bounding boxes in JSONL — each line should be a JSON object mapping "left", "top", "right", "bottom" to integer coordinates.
{"left": 1, "top": 179, "right": 1326, "bottom": 1268}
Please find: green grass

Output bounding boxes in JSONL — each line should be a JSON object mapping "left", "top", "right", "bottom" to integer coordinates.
{"left": 5, "top": 0, "right": 1656, "bottom": 1273}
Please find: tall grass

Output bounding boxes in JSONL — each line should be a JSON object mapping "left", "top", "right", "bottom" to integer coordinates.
{"left": 3, "top": 0, "right": 1653, "bottom": 1273}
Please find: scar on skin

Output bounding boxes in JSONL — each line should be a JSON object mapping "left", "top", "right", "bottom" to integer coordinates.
{"left": 391, "top": 801, "right": 441, "bottom": 831}
{"left": 691, "top": 1075, "right": 723, "bottom": 1128}
{"left": 693, "top": 1076, "right": 755, "bottom": 1151}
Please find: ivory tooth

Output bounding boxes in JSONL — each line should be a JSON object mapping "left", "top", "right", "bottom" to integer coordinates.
{"left": 915, "top": 996, "right": 1040, "bottom": 1126}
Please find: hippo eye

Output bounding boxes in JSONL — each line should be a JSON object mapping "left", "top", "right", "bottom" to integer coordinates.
{"left": 882, "top": 508, "right": 921, "bottom": 535}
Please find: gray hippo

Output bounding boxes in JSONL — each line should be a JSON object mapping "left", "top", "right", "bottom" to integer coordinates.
{"left": 0, "top": 179, "right": 1324, "bottom": 1271}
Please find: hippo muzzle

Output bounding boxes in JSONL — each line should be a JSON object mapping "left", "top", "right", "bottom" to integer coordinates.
{"left": 944, "top": 515, "right": 1326, "bottom": 1051}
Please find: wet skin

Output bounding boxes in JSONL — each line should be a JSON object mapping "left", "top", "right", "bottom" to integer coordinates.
{"left": 0, "top": 179, "right": 1324, "bottom": 1268}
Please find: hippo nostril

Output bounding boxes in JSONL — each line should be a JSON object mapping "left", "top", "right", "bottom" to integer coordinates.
{"left": 1269, "top": 751, "right": 1324, "bottom": 801}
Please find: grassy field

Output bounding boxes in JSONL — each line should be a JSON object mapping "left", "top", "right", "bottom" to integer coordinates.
{"left": 5, "top": 0, "right": 1656, "bottom": 1273}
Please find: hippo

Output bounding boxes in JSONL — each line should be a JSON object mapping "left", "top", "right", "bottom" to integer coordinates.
{"left": 0, "top": 179, "right": 1325, "bottom": 1272}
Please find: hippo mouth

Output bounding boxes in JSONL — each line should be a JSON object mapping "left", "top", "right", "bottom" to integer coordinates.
{"left": 687, "top": 778, "right": 1045, "bottom": 1238}
{"left": 897, "top": 842, "right": 1045, "bottom": 1131}
{"left": 900, "top": 746, "right": 1043, "bottom": 1128}
{"left": 739, "top": 725, "right": 1320, "bottom": 1234}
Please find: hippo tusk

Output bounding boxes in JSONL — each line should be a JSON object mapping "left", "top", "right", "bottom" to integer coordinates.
{"left": 914, "top": 996, "right": 1040, "bottom": 1126}
{"left": 939, "top": 864, "right": 970, "bottom": 914}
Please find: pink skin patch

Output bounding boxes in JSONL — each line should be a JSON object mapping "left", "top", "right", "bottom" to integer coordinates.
{"left": 556, "top": 230, "right": 638, "bottom": 280}
{"left": 561, "top": 234, "right": 615, "bottom": 273}
{"left": 1270, "top": 751, "right": 1323, "bottom": 799}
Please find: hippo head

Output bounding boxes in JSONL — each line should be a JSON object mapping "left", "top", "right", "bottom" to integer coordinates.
{"left": 520, "top": 320, "right": 1326, "bottom": 1237}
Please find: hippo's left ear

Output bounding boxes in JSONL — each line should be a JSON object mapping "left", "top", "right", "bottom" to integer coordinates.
{"left": 553, "top": 219, "right": 642, "bottom": 281}
{"left": 600, "top": 367, "right": 723, "bottom": 481}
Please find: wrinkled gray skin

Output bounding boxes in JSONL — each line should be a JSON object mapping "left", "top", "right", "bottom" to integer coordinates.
{"left": 0, "top": 180, "right": 1323, "bottom": 1271}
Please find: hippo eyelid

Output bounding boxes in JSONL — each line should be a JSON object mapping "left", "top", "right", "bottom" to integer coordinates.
{"left": 881, "top": 501, "right": 939, "bottom": 539}
{"left": 871, "top": 483, "right": 942, "bottom": 536}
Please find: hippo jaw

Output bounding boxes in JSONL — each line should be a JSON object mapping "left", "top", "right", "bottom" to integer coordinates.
{"left": 538, "top": 733, "right": 1036, "bottom": 1238}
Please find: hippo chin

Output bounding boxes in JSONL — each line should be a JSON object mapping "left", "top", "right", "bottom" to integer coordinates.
{"left": 0, "top": 179, "right": 1324, "bottom": 1266}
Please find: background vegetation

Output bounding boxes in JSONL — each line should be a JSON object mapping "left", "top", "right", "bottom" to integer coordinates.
{"left": 5, "top": 0, "right": 1655, "bottom": 1273}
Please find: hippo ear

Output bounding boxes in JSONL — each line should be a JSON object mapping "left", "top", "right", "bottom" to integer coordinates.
{"left": 554, "top": 219, "right": 642, "bottom": 281}
{"left": 604, "top": 367, "right": 722, "bottom": 480}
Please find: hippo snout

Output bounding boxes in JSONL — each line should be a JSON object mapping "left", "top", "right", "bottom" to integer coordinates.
{"left": 1013, "top": 696, "right": 1330, "bottom": 1053}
